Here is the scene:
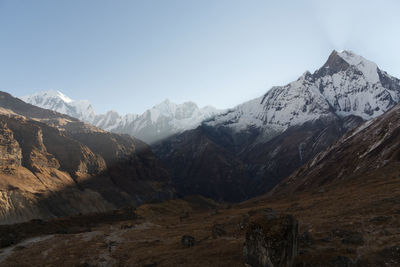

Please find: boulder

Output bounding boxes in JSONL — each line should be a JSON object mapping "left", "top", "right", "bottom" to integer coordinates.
{"left": 299, "top": 230, "right": 313, "bottom": 247}
{"left": 0, "top": 232, "right": 17, "bottom": 248}
{"left": 212, "top": 223, "right": 227, "bottom": 238}
{"left": 331, "top": 229, "right": 364, "bottom": 245}
{"left": 377, "top": 246, "right": 400, "bottom": 266}
{"left": 328, "top": 256, "right": 355, "bottom": 267}
{"left": 181, "top": 235, "right": 195, "bottom": 248}
{"left": 243, "top": 214, "right": 298, "bottom": 267}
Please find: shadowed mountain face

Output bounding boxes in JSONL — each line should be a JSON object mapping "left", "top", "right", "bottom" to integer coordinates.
{"left": 0, "top": 91, "right": 174, "bottom": 224}
{"left": 273, "top": 101, "right": 400, "bottom": 196}
{"left": 153, "top": 127, "right": 250, "bottom": 202}
{"left": 154, "top": 50, "right": 400, "bottom": 201}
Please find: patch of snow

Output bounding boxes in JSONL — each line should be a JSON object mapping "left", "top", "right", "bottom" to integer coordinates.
{"left": 337, "top": 50, "right": 379, "bottom": 83}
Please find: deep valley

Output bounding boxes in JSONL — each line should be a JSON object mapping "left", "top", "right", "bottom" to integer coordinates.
{"left": 1, "top": 50, "right": 400, "bottom": 266}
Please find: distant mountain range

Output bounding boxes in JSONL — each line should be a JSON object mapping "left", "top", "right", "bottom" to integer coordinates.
{"left": 3, "top": 50, "right": 400, "bottom": 266}
{"left": 21, "top": 91, "right": 222, "bottom": 144}
{"left": 16, "top": 50, "right": 400, "bottom": 202}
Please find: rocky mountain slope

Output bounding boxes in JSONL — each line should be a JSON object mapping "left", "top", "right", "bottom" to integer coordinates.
{"left": 272, "top": 99, "right": 400, "bottom": 195}
{"left": 155, "top": 50, "right": 400, "bottom": 201}
{"left": 21, "top": 91, "right": 221, "bottom": 144}
{"left": 0, "top": 91, "right": 174, "bottom": 224}
{"left": 1, "top": 50, "right": 400, "bottom": 266}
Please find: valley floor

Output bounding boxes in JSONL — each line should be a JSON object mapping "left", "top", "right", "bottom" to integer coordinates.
{"left": 1, "top": 165, "right": 399, "bottom": 266}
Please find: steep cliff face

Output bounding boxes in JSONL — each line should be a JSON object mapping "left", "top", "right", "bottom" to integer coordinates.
{"left": 0, "top": 121, "right": 22, "bottom": 170}
{"left": 3, "top": 117, "right": 105, "bottom": 177}
{"left": 0, "top": 92, "right": 175, "bottom": 224}
{"left": 0, "top": 117, "right": 114, "bottom": 224}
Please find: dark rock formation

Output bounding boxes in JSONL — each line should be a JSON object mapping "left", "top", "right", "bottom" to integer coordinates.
{"left": 314, "top": 50, "right": 350, "bottom": 77}
{"left": 243, "top": 214, "right": 298, "bottom": 267}
{"left": 328, "top": 256, "right": 355, "bottom": 267}
{"left": 181, "top": 235, "right": 195, "bottom": 248}
{"left": 299, "top": 230, "right": 313, "bottom": 247}
{"left": 377, "top": 246, "right": 400, "bottom": 266}
{"left": 330, "top": 229, "right": 364, "bottom": 245}
{"left": 0, "top": 121, "right": 22, "bottom": 170}
{"left": 212, "top": 223, "right": 227, "bottom": 238}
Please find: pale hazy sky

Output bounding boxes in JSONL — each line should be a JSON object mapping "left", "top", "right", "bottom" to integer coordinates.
{"left": 1, "top": 0, "right": 400, "bottom": 114}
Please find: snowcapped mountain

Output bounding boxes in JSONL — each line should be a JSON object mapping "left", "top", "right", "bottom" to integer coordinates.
{"left": 20, "top": 90, "right": 96, "bottom": 122}
{"left": 207, "top": 50, "right": 400, "bottom": 134}
{"left": 154, "top": 50, "right": 400, "bottom": 201}
{"left": 20, "top": 91, "right": 222, "bottom": 144}
{"left": 111, "top": 99, "right": 222, "bottom": 144}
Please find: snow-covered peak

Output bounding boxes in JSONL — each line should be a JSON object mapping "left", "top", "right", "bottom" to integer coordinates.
{"left": 53, "top": 91, "right": 73, "bottom": 103}
{"left": 103, "top": 100, "right": 222, "bottom": 143}
{"left": 152, "top": 99, "right": 178, "bottom": 116}
{"left": 42, "top": 90, "right": 73, "bottom": 103}
{"left": 207, "top": 50, "right": 400, "bottom": 134}
{"left": 146, "top": 100, "right": 219, "bottom": 126}
{"left": 21, "top": 90, "right": 73, "bottom": 104}
{"left": 21, "top": 91, "right": 222, "bottom": 144}
{"left": 21, "top": 90, "right": 95, "bottom": 122}
{"left": 155, "top": 98, "right": 172, "bottom": 108}
{"left": 337, "top": 50, "right": 379, "bottom": 83}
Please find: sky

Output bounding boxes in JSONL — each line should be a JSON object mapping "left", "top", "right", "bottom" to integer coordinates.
{"left": 1, "top": 0, "right": 400, "bottom": 114}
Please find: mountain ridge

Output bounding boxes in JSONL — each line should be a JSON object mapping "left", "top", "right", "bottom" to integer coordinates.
{"left": 155, "top": 50, "right": 400, "bottom": 201}
{"left": 206, "top": 50, "right": 400, "bottom": 134}
{"left": 21, "top": 92, "right": 222, "bottom": 144}
{"left": 15, "top": 50, "right": 400, "bottom": 202}
{"left": 271, "top": 100, "right": 400, "bottom": 196}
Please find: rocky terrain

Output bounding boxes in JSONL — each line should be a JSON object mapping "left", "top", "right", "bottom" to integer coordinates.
{"left": 272, "top": 100, "right": 400, "bottom": 195}
{"left": 1, "top": 50, "right": 400, "bottom": 266}
{"left": 1, "top": 85, "right": 399, "bottom": 266}
{"left": 0, "top": 165, "right": 398, "bottom": 266}
{"left": 22, "top": 51, "right": 400, "bottom": 203}
{"left": 0, "top": 91, "right": 174, "bottom": 224}
{"left": 154, "top": 50, "right": 400, "bottom": 201}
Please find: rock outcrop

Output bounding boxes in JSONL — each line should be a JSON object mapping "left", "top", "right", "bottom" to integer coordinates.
{"left": 243, "top": 214, "right": 298, "bottom": 267}
{"left": 0, "top": 121, "right": 22, "bottom": 170}
{"left": 181, "top": 235, "right": 195, "bottom": 248}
